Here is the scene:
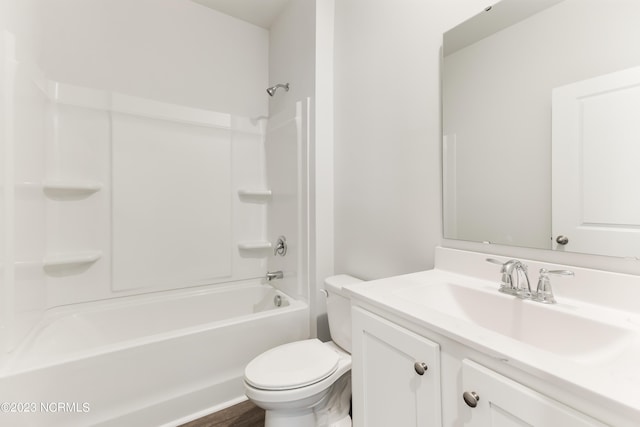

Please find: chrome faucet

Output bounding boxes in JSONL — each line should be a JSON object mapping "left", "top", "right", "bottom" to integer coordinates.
{"left": 487, "top": 259, "right": 573, "bottom": 304}
{"left": 487, "top": 258, "right": 530, "bottom": 296}
{"left": 266, "top": 270, "right": 284, "bottom": 281}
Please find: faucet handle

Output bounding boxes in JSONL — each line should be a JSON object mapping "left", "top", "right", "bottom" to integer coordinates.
{"left": 486, "top": 258, "right": 517, "bottom": 293}
{"left": 274, "top": 236, "right": 287, "bottom": 256}
{"left": 535, "top": 268, "right": 574, "bottom": 304}
{"left": 547, "top": 269, "right": 575, "bottom": 277}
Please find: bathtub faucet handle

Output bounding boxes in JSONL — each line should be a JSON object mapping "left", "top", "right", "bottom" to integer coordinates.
{"left": 266, "top": 271, "right": 284, "bottom": 281}
{"left": 274, "top": 236, "right": 287, "bottom": 256}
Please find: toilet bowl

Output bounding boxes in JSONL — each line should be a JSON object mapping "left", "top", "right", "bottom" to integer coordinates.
{"left": 243, "top": 274, "right": 362, "bottom": 427}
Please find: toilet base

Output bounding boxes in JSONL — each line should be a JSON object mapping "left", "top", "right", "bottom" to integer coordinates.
{"left": 265, "top": 408, "right": 317, "bottom": 427}
{"left": 261, "top": 373, "right": 351, "bottom": 427}
{"left": 264, "top": 406, "right": 351, "bottom": 427}
{"left": 329, "top": 415, "right": 352, "bottom": 427}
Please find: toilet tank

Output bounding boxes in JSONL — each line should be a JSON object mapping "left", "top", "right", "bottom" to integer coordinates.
{"left": 324, "top": 274, "right": 362, "bottom": 353}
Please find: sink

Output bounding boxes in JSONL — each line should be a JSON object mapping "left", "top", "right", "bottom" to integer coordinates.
{"left": 394, "top": 280, "right": 635, "bottom": 364}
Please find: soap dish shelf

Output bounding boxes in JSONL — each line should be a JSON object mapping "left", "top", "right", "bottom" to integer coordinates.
{"left": 43, "top": 251, "right": 102, "bottom": 269}
{"left": 43, "top": 180, "right": 102, "bottom": 198}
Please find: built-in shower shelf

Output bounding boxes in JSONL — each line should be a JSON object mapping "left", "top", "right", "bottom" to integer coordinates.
{"left": 237, "top": 189, "right": 272, "bottom": 200}
{"left": 43, "top": 180, "right": 102, "bottom": 197}
{"left": 237, "top": 241, "right": 272, "bottom": 251}
{"left": 16, "top": 181, "right": 41, "bottom": 189}
{"left": 43, "top": 251, "right": 102, "bottom": 268}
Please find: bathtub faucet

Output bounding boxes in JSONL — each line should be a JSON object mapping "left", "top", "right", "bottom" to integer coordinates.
{"left": 266, "top": 271, "right": 284, "bottom": 281}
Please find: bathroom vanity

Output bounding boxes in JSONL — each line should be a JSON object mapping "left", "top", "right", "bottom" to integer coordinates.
{"left": 347, "top": 247, "right": 640, "bottom": 427}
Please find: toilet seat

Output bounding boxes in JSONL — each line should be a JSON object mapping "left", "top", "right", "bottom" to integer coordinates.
{"left": 244, "top": 339, "right": 340, "bottom": 391}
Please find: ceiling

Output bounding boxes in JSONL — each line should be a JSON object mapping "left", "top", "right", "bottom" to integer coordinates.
{"left": 444, "top": 0, "right": 564, "bottom": 55}
{"left": 191, "top": 0, "right": 290, "bottom": 29}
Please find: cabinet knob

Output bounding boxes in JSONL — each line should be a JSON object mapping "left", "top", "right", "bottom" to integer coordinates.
{"left": 463, "top": 391, "right": 480, "bottom": 408}
{"left": 555, "top": 235, "right": 569, "bottom": 245}
{"left": 414, "top": 362, "right": 428, "bottom": 375}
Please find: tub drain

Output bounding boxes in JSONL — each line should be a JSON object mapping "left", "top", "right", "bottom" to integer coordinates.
{"left": 273, "top": 295, "right": 282, "bottom": 307}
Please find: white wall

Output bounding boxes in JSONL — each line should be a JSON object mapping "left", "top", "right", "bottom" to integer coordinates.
{"left": 333, "top": 0, "right": 481, "bottom": 280}
{"left": 313, "top": 0, "right": 336, "bottom": 340}
{"left": 267, "top": 0, "right": 318, "bottom": 331}
{"left": 268, "top": 0, "right": 337, "bottom": 338}
{"left": 1, "top": 0, "right": 48, "bottom": 352}
{"left": 269, "top": 0, "right": 316, "bottom": 118}
{"left": 41, "top": 0, "right": 268, "bottom": 118}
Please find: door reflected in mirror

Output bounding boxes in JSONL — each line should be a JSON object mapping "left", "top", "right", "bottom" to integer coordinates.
{"left": 442, "top": 0, "right": 640, "bottom": 258}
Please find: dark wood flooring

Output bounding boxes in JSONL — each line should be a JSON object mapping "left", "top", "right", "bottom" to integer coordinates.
{"left": 179, "top": 400, "right": 264, "bottom": 427}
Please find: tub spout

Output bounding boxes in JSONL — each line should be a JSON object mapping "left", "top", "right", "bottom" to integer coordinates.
{"left": 266, "top": 271, "right": 283, "bottom": 281}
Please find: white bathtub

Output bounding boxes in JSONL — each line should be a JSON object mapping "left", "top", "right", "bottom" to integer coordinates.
{"left": 0, "top": 281, "right": 309, "bottom": 427}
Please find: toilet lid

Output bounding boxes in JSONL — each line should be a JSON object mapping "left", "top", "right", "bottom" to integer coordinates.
{"left": 244, "top": 339, "right": 340, "bottom": 390}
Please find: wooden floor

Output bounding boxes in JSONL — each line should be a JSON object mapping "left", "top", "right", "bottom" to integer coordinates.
{"left": 179, "top": 400, "right": 264, "bottom": 427}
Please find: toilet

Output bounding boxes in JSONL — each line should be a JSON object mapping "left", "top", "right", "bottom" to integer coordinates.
{"left": 243, "top": 274, "right": 362, "bottom": 427}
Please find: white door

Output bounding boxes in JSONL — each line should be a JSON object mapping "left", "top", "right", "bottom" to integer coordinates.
{"left": 552, "top": 66, "right": 640, "bottom": 257}
{"left": 351, "top": 307, "right": 441, "bottom": 427}
{"left": 462, "top": 360, "right": 606, "bottom": 427}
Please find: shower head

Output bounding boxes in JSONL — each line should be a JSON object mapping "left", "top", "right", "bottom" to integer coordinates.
{"left": 266, "top": 83, "right": 290, "bottom": 97}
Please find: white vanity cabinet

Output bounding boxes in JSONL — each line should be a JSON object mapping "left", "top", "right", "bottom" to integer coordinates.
{"left": 351, "top": 305, "right": 609, "bottom": 427}
{"left": 351, "top": 307, "right": 442, "bottom": 427}
{"left": 461, "top": 359, "right": 606, "bottom": 427}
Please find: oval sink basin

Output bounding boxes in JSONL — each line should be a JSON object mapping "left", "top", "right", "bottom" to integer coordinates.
{"left": 394, "top": 281, "right": 635, "bottom": 364}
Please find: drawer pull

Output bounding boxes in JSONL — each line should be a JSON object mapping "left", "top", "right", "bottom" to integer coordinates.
{"left": 463, "top": 391, "right": 480, "bottom": 408}
{"left": 414, "top": 362, "right": 428, "bottom": 375}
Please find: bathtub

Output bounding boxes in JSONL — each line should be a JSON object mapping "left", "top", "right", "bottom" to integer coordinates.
{"left": 0, "top": 281, "right": 309, "bottom": 427}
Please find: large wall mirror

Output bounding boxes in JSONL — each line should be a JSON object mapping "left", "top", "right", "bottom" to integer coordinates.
{"left": 442, "top": 0, "right": 640, "bottom": 258}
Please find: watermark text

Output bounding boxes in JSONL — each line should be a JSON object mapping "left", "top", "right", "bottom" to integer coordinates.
{"left": 1, "top": 402, "right": 90, "bottom": 414}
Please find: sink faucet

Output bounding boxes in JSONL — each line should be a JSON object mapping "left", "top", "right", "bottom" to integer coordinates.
{"left": 487, "top": 259, "right": 573, "bottom": 304}
{"left": 266, "top": 270, "right": 283, "bottom": 281}
{"left": 486, "top": 258, "right": 531, "bottom": 297}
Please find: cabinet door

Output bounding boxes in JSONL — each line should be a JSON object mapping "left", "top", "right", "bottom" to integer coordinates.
{"left": 352, "top": 307, "right": 441, "bottom": 427}
{"left": 461, "top": 359, "right": 607, "bottom": 427}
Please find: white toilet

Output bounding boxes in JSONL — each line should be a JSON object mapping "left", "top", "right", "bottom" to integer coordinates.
{"left": 243, "top": 274, "right": 361, "bottom": 427}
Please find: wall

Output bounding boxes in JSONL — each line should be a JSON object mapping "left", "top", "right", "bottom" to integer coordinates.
{"left": 267, "top": 0, "right": 337, "bottom": 338}
{"left": 1, "top": 0, "right": 48, "bottom": 353}
{"left": 268, "top": 0, "right": 316, "bottom": 119}
{"left": 313, "top": 0, "right": 336, "bottom": 339}
{"left": 40, "top": 0, "right": 268, "bottom": 118}
{"left": 333, "top": 0, "right": 480, "bottom": 280}
{"left": 265, "top": 0, "right": 319, "bottom": 334}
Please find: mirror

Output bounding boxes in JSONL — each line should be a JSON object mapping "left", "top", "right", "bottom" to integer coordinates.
{"left": 442, "top": 0, "right": 640, "bottom": 258}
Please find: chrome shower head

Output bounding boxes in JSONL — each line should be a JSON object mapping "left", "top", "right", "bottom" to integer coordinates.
{"left": 266, "top": 83, "right": 290, "bottom": 96}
